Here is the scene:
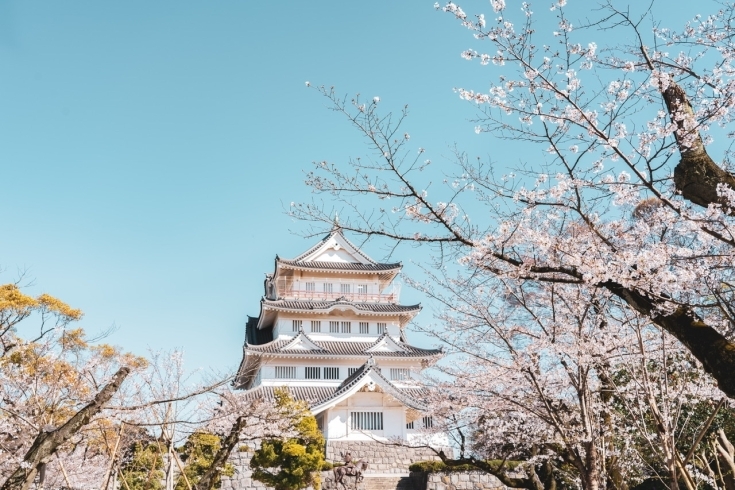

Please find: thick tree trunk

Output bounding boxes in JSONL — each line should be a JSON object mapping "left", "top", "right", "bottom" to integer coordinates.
{"left": 0, "top": 367, "right": 131, "bottom": 490}
{"left": 602, "top": 281, "right": 735, "bottom": 399}
{"left": 192, "top": 416, "right": 247, "bottom": 490}
{"left": 582, "top": 442, "right": 600, "bottom": 490}
{"left": 661, "top": 81, "right": 735, "bottom": 208}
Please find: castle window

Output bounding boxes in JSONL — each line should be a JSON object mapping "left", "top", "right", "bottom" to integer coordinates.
{"left": 275, "top": 366, "right": 296, "bottom": 379}
{"left": 377, "top": 323, "right": 387, "bottom": 334}
{"left": 423, "top": 416, "right": 434, "bottom": 429}
{"left": 292, "top": 320, "right": 302, "bottom": 332}
{"left": 390, "top": 368, "right": 410, "bottom": 381}
{"left": 311, "top": 320, "right": 321, "bottom": 333}
{"left": 323, "top": 283, "right": 333, "bottom": 294}
{"left": 305, "top": 282, "right": 315, "bottom": 292}
{"left": 305, "top": 367, "right": 321, "bottom": 379}
{"left": 324, "top": 367, "right": 340, "bottom": 380}
{"left": 359, "top": 322, "right": 369, "bottom": 334}
{"left": 329, "top": 321, "right": 339, "bottom": 333}
{"left": 351, "top": 411, "right": 383, "bottom": 431}
{"left": 340, "top": 283, "right": 351, "bottom": 294}
{"left": 347, "top": 367, "right": 359, "bottom": 376}
{"left": 406, "top": 421, "right": 414, "bottom": 429}
{"left": 357, "top": 284, "right": 368, "bottom": 295}
{"left": 341, "top": 321, "right": 351, "bottom": 333}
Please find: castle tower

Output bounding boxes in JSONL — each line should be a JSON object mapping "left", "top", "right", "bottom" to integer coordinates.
{"left": 234, "top": 227, "right": 445, "bottom": 464}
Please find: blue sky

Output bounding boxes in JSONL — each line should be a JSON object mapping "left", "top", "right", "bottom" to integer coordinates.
{"left": 0, "top": 1, "right": 703, "bottom": 374}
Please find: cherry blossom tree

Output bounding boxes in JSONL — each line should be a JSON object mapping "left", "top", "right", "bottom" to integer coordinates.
{"left": 294, "top": 0, "right": 735, "bottom": 401}
{"left": 398, "top": 267, "right": 731, "bottom": 490}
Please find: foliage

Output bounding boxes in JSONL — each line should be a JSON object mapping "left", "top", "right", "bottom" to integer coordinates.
{"left": 250, "top": 389, "right": 325, "bottom": 490}
{"left": 0, "top": 280, "right": 240, "bottom": 490}
{"left": 119, "top": 440, "right": 166, "bottom": 490}
{"left": 293, "top": 1, "right": 735, "bottom": 489}
{"left": 0, "top": 281, "right": 149, "bottom": 490}
{"left": 176, "top": 432, "right": 235, "bottom": 490}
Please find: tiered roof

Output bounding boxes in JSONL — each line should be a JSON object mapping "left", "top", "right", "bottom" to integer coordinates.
{"left": 242, "top": 357, "right": 429, "bottom": 415}
{"left": 276, "top": 259, "right": 401, "bottom": 273}
{"left": 235, "top": 227, "right": 441, "bottom": 407}
{"left": 245, "top": 331, "right": 442, "bottom": 358}
{"left": 235, "top": 331, "right": 441, "bottom": 389}
{"left": 261, "top": 299, "right": 419, "bottom": 314}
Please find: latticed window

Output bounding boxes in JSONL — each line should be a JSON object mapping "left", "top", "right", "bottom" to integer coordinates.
{"left": 351, "top": 412, "right": 383, "bottom": 431}
{"left": 311, "top": 320, "right": 321, "bottom": 333}
{"left": 406, "top": 420, "right": 415, "bottom": 429}
{"left": 357, "top": 284, "right": 368, "bottom": 295}
{"left": 423, "top": 416, "right": 434, "bottom": 429}
{"left": 359, "top": 322, "right": 369, "bottom": 334}
{"left": 305, "top": 367, "right": 321, "bottom": 379}
{"left": 292, "top": 320, "right": 302, "bottom": 332}
{"left": 323, "top": 283, "right": 333, "bottom": 293}
{"left": 341, "top": 321, "right": 351, "bottom": 333}
{"left": 377, "top": 322, "right": 387, "bottom": 334}
{"left": 324, "top": 367, "right": 340, "bottom": 379}
{"left": 390, "top": 368, "right": 410, "bottom": 381}
{"left": 275, "top": 366, "right": 296, "bottom": 379}
{"left": 305, "top": 282, "right": 315, "bottom": 292}
{"left": 329, "top": 321, "right": 339, "bottom": 333}
{"left": 340, "top": 283, "right": 351, "bottom": 294}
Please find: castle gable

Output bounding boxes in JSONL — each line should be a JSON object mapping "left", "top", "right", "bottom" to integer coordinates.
{"left": 365, "top": 333, "right": 409, "bottom": 353}
{"left": 295, "top": 229, "right": 375, "bottom": 265}
{"left": 281, "top": 332, "right": 326, "bottom": 352}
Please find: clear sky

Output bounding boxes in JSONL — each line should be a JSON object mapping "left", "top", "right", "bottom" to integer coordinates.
{"left": 0, "top": 1, "right": 704, "bottom": 375}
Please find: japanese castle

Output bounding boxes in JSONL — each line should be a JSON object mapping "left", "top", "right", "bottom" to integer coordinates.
{"left": 234, "top": 226, "right": 442, "bottom": 444}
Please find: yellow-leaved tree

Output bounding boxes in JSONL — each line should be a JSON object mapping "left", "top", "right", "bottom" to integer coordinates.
{"left": 0, "top": 282, "right": 147, "bottom": 490}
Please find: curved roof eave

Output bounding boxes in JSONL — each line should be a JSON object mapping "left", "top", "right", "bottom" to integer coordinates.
{"left": 275, "top": 258, "right": 402, "bottom": 274}
{"left": 261, "top": 301, "right": 421, "bottom": 316}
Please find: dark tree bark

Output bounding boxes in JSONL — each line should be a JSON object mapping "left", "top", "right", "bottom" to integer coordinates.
{"left": 0, "top": 366, "right": 131, "bottom": 490}
{"left": 602, "top": 281, "right": 735, "bottom": 398}
{"left": 661, "top": 81, "right": 735, "bottom": 208}
{"left": 192, "top": 416, "right": 247, "bottom": 490}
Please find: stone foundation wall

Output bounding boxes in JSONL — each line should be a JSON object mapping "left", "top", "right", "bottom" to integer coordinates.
{"left": 411, "top": 472, "right": 507, "bottom": 490}
{"left": 220, "top": 444, "right": 266, "bottom": 490}
{"left": 221, "top": 440, "right": 455, "bottom": 490}
{"left": 326, "top": 441, "right": 451, "bottom": 475}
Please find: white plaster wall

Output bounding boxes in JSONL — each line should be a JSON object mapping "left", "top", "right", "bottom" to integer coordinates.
{"left": 383, "top": 406, "right": 406, "bottom": 439}
{"left": 322, "top": 393, "right": 412, "bottom": 441}
{"left": 327, "top": 408, "right": 348, "bottom": 439}
{"left": 273, "top": 315, "right": 403, "bottom": 339}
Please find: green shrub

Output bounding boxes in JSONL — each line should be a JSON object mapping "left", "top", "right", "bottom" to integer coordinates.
{"left": 250, "top": 389, "right": 325, "bottom": 490}
{"left": 408, "top": 460, "right": 522, "bottom": 473}
{"left": 175, "top": 431, "right": 234, "bottom": 490}
{"left": 119, "top": 441, "right": 165, "bottom": 490}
